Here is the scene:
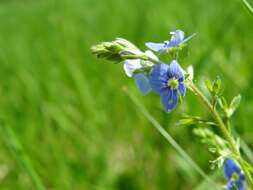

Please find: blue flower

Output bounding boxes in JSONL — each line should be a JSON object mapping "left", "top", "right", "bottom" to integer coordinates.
{"left": 133, "top": 73, "right": 152, "bottom": 95}
{"left": 149, "top": 60, "right": 186, "bottom": 112}
{"left": 224, "top": 159, "right": 246, "bottom": 190}
{"left": 123, "top": 50, "right": 159, "bottom": 95}
{"left": 145, "top": 30, "right": 196, "bottom": 52}
{"left": 124, "top": 60, "right": 152, "bottom": 95}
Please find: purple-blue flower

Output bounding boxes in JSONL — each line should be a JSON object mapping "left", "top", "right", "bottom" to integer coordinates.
{"left": 149, "top": 60, "right": 186, "bottom": 112}
{"left": 123, "top": 50, "right": 159, "bottom": 95}
{"left": 145, "top": 30, "right": 196, "bottom": 53}
{"left": 133, "top": 73, "right": 151, "bottom": 95}
{"left": 224, "top": 159, "right": 246, "bottom": 190}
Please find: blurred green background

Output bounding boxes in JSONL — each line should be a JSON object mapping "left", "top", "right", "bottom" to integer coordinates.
{"left": 0, "top": 0, "right": 252, "bottom": 189}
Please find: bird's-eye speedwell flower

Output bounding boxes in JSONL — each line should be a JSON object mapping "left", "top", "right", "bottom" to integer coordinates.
{"left": 145, "top": 30, "right": 196, "bottom": 53}
{"left": 149, "top": 60, "right": 186, "bottom": 112}
{"left": 224, "top": 159, "right": 246, "bottom": 190}
{"left": 123, "top": 50, "right": 159, "bottom": 95}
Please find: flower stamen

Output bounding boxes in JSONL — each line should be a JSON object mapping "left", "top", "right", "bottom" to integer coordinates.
{"left": 168, "top": 78, "right": 179, "bottom": 89}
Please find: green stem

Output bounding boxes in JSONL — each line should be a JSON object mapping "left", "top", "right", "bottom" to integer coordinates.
{"left": 123, "top": 87, "right": 222, "bottom": 190}
{"left": 121, "top": 54, "right": 160, "bottom": 64}
{"left": 0, "top": 122, "right": 46, "bottom": 190}
{"left": 188, "top": 81, "right": 253, "bottom": 189}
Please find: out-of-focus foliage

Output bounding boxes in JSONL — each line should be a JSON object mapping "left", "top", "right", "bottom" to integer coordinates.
{"left": 0, "top": 0, "right": 252, "bottom": 189}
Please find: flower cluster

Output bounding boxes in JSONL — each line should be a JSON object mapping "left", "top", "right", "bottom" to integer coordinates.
{"left": 91, "top": 29, "right": 194, "bottom": 112}
{"left": 91, "top": 30, "right": 253, "bottom": 190}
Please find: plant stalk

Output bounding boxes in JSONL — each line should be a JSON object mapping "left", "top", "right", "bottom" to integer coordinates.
{"left": 188, "top": 81, "right": 253, "bottom": 189}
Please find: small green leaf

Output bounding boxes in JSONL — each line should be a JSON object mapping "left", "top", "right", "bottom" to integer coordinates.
{"left": 227, "top": 94, "right": 241, "bottom": 117}
{"left": 230, "top": 94, "right": 241, "bottom": 112}
{"left": 205, "top": 77, "right": 222, "bottom": 97}
{"left": 205, "top": 79, "right": 213, "bottom": 95}
{"left": 177, "top": 117, "right": 195, "bottom": 126}
{"left": 218, "top": 96, "right": 228, "bottom": 110}
{"left": 177, "top": 116, "right": 217, "bottom": 126}
{"left": 212, "top": 76, "right": 221, "bottom": 95}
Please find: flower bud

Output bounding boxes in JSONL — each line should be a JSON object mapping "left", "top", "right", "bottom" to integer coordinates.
{"left": 91, "top": 38, "right": 143, "bottom": 63}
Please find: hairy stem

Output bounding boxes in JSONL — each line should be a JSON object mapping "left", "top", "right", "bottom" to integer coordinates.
{"left": 188, "top": 81, "right": 253, "bottom": 188}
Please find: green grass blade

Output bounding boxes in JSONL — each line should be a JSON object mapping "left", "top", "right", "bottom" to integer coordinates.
{"left": 240, "top": 0, "right": 253, "bottom": 16}
{"left": 123, "top": 88, "right": 222, "bottom": 190}
{"left": 0, "top": 121, "right": 46, "bottom": 190}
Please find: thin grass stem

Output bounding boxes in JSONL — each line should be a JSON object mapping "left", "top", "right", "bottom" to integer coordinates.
{"left": 0, "top": 122, "right": 46, "bottom": 190}
{"left": 123, "top": 87, "right": 222, "bottom": 190}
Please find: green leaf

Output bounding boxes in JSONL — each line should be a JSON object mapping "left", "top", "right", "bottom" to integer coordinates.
{"left": 177, "top": 117, "right": 196, "bottom": 126}
{"left": 212, "top": 76, "right": 221, "bottom": 95}
{"left": 227, "top": 94, "right": 241, "bottom": 117}
{"left": 177, "top": 116, "right": 217, "bottom": 126}
{"left": 218, "top": 96, "right": 228, "bottom": 110}
{"left": 205, "top": 77, "right": 222, "bottom": 97}
{"left": 205, "top": 79, "right": 213, "bottom": 95}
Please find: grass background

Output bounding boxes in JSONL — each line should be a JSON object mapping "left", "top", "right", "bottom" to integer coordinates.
{"left": 0, "top": 0, "right": 252, "bottom": 189}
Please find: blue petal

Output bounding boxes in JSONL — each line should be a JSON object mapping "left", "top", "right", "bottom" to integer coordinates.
{"left": 170, "top": 30, "right": 185, "bottom": 46}
{"left": 164, "top": 42, "right": 175, "bottom": 49}
{"left": 235, "top": 180, "right": 245, "bottom": 190}
{"left": 134, "top": 73, "right": 151, "bottom": 95}
{"left": 239, "top": 173, "right": 246, "bottom": 181}
{"left": 168, "top": 60, "right": 184, "bottom": 80}
{"left": 178, "top": 83, "right": 186, "bottom": 97}
{"left": 149, "top": 64, "right": 170, "bottom": 94}
{"left": 224, "top": 159, "right": 242, "bottom": 180}
{"left": 160, "top": 89, "right": 178, "bottom": 112}
{"left": 145, "top": 42, "right": 165, "bottom": 52}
